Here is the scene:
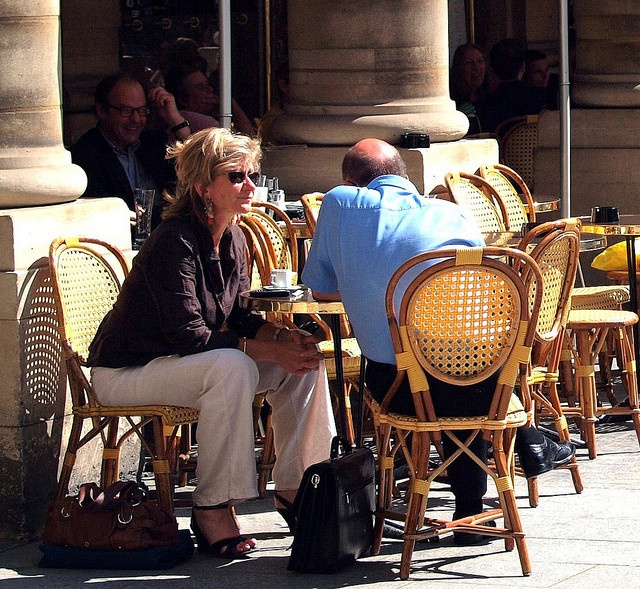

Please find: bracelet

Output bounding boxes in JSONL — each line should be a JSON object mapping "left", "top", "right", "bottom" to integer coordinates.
{"left": 273, "top": 327, "right": 284, "bottom": 341}
{"left": 171, "top": 120, "right": 190, "bottom": 134}
{"left": 242, "top": 338, "right": 247, "bottom": 354}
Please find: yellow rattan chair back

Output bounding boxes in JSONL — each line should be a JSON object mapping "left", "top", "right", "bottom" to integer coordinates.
{"left": 495, "top": 115, "right": 539, "bottom": 190}
{"left": 300, "top": 192, "right": 325, "bottom": 236}
{"left": 444, "top": 172, "right": 508, "bottom": 232}
{"left": 242, "top": 204, "right": 298, "bottom": 274}
{"left": 518, "top": 219, "right": 581, "bottom": 346}
{"left": 50, "top": 237, "right": 128, "bottom": 379}
{"left": 49, "top": 236, "right": 199, "bottom": 515}
{"left": 479, "top": 163, "right": 536, "bottom": 228}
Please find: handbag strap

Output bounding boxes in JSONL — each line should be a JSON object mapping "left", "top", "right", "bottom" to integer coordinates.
{"left": 78, "top": 481, "right": 147, "bottom": 511}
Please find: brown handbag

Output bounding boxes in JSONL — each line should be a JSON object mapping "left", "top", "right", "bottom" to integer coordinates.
{"left": 42, "top": 481, "right": 180, "bottom": 551}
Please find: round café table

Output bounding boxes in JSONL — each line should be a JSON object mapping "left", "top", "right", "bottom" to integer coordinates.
{"left": 240, "top": 288, "right": 355, "bottom": 440}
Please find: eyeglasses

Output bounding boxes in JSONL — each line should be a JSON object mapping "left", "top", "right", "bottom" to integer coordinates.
{"left": 227, "top": 171, "right": 260, "bottom": 185}
{"left": 106, "top": 104, "right": 152, "bottom": 117}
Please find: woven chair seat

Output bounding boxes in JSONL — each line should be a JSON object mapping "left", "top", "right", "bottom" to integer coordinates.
{"left": 369, "top": 392, "right": 528, "bottom": 432}
{"left": 319, "top": 337, "right": 362, "bottom": 376}
{"left": 570, "top": 285, "right": 630, "bottom": 310}
{"left": 568, "top": 308, "right": 638, "bottom": 327}
{"left": 76, "top": 404, "right": 200, "bottom": 426}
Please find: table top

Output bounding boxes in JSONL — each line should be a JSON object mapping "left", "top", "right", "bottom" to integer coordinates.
{"left": 581, "top": 214, "right": 640, "bottom": 236}
{"left": 527, "top": 195, "right": 561, "bottom": 213}
{"left": 241, "top": 288, "right": 345, "bottom": 314}
{"left": 483, "top": 231, "right": 606, "bottom": 252}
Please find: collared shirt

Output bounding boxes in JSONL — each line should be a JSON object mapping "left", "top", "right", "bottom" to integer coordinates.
{"left": 302, "top": 175, "right": 484, "bottom": 364}
{"left": 102, "top": 131, "right": 158, "bottom": 193}
{"left": 87, "top": 216, "right": 267, "bottom": 368}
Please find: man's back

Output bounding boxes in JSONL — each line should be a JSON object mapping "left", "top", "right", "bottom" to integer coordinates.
{"left": 302, "top": 175, "right": 483, "bottom": 364}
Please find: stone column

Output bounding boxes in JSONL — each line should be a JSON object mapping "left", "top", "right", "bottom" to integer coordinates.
{"left": 0, "top": 2, "right": 130, "bottom": 541}
{"left": 572, "top": 0, "right": 640, "bottom": 107}
{"left": 536, "top": 0, "right": 640, "bottom": 231}
{"left": 0, "top": 0, "right": 86, "bottom": 206}
{"left": 270, "top": 0, "right": 469, "bottom": 145}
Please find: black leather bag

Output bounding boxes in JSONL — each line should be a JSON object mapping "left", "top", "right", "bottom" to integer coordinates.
{"left": 287, "top": 436, "right": 375, "bottom": 574}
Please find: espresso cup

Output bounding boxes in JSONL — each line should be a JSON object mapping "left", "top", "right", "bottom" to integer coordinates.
{"left": 270, "top": 269, "right": 296, "bottom": 287}
{"left": 591, "top": 206, "right": 619, "bottom": 224}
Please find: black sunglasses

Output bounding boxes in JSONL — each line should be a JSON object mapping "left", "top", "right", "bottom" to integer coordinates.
{"left": 227, "top": 171, "right": 260, "bottom": 185}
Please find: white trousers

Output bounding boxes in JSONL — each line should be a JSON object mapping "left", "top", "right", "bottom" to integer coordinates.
{"left": 91, "top": 349, "right": 336, "bottom": 506}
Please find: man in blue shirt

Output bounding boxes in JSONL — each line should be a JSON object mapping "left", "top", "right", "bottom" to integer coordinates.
{"left": 303, "top": 138, "right": 574, "bottom": 544}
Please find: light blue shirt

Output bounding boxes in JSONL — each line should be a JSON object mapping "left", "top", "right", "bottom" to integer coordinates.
{"left": 302, "top": 175, "right": 484, "bottom": 364}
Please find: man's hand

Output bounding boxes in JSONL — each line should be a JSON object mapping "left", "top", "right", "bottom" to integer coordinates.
{"left": 147, "top": 86, "right": 190, "bottom": 139}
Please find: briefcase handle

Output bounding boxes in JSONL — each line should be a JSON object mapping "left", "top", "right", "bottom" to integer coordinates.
{"left": 330, "top": 436, "right": 353, "bottom": 460}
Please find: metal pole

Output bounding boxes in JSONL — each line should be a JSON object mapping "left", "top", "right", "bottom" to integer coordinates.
{"left": 218, "top": 0, "right": 233, "bottom": 129}
{"left": 559, "top": 0, "right": 571, "bottom": 217}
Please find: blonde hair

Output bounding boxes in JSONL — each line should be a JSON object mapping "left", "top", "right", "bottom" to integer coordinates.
{"left": 163, "top": 127, "right": 262, "bottom": 226}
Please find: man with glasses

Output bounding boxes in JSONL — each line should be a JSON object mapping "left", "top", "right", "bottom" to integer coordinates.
{"left": 70, "top": 72, "right": 191, "bottom": 225}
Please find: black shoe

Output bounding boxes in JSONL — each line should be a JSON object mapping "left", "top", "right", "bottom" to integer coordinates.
{"left": 517, "top": 436, "right": 575, "bottom": 479}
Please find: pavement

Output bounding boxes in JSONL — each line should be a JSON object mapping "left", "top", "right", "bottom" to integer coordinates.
{"left": 1, "top": 418, "right": 639, "bottom": 589}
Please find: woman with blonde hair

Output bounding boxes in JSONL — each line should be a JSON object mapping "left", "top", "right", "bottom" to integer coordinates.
{"left": 88, "top": 127, "right": 336, "bottom": 559}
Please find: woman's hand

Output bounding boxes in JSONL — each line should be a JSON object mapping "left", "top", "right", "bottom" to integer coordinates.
{"left": 275, "top": 329, "right": 324, "bottom": 375}
{"left": 246, "top": 326, "right": 324, "bottom": 375}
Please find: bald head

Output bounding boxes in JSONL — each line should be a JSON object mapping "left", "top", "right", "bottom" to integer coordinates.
{"left": 342, "top": 138, "right": 407, "bottom": 187}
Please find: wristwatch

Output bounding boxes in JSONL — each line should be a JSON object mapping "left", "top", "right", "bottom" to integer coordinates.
{"left": 170, "top": 120, "right": 190, "bottom": 134}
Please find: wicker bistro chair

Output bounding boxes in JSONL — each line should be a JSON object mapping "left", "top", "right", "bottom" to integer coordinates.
{"left": 494, "top": 115, "right": 539, "bottom": 190}
{"left": 444, "top": 171, "right": 508, "bottom": 232}
{"left": 478, "top": 163, "right": 536, "bottom": 230}
{"left": 515, "top": 219, "right": 583, "bottom": 506}
{"left": 49, "top": 237, "right": 199, "bottom": 515}
{"left": 300, "top": 192, "right": 324, "bottom": 236}
{"left": 369, "top": 246, "right": 542, "bottom": 580}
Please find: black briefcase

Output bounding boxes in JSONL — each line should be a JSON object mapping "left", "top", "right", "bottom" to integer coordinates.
{"left": 287, "top": 436, "right": 375, "bottom": 574}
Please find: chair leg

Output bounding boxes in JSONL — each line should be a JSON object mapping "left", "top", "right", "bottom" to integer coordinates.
{"left": 574, "top": 328, "right": 600, "bottom": 459}
{"left": 151, "top": 416, "right": 174, "bottom": 515}
{"left": 399, "top": 433, "right": 430, "bottom": 581}
{"left": 493, "top": 432, "right": 531, "bottom": 576}
{"left": 56, "top": 415, "right": 84, "bottom": 501}
{"left": 371, "top": 421, "right": 394, "bottom": 556}
{"left": 257, "top": 413, "right": 275, "bottom": 498}
{"left": 101, "top": 417, "right": 121, "bottom": 487}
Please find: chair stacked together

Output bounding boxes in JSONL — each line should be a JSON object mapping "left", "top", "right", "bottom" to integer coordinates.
{"left": 443, "top": 163, "right": 637, "bottom": 460}
{"left": 49, "top": 237, "right": 199, "bottom": 515}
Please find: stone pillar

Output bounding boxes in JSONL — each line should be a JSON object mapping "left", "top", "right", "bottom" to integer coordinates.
{"left": 0, "top": 0, "right": 86, "bottom": 207}
{"left": 0, "top": 2, "right": 130, "bottom": 542}
{"left": 535, "top": 0, "right": 640, "bottom": 229}
{"left": 572, "top": 0, "right": 640, "bottom": 107}
{"left": 270, "top": 0, "right": 469, "bottom": 145}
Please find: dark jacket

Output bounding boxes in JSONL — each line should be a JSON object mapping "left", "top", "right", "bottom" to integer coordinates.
{"left": 69, "top": 126, "right": 175, "bottom": 223}
{"left": 87, "top": 217, "right": 267, "bottom": 368}
{"left": 475, "top": 80, "right": 547, "bottom": 134}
